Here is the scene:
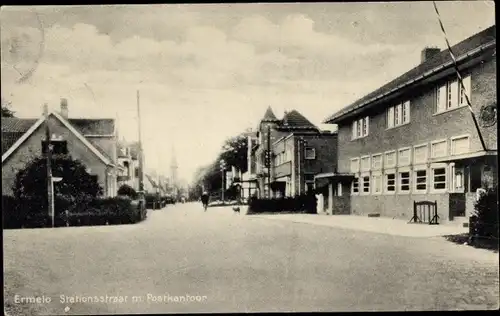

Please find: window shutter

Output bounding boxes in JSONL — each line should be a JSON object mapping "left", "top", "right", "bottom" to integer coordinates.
{"left": 387, "top": 107, "right": 394, "bottom": 128}
{"left": 352, "top": 121, "right": 357, "bottom": 139}
{"left": 437, "top": 85, "right": 447, "bottom": 112}
{"left": 364, "top": 117, "right": 369, "bottom": 136}
{"left": 450, "top": 80, "right": 459, "bottom": 108}
{"left": 460, "top": 75, "right": 471, "bottom": 106}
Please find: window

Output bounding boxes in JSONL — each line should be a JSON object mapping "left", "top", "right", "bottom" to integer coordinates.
{"left": 123, "top": 161, "right": 130, "bottom": 177}
{"left": 337, "top": 182, "right": 343, "bottom": 196}
{"left": 305, "top": 147, "right": 316, "bottom": 159}
{"left": 398, "top": 148, "right": 411, "bottom": 166}
{"left": 414, "top": 168, "right": 427, "bottom": 192}
{"left": 135, "top": 167, "right": 139, "bottom": 177}
{"left": 387, "top": 107, "right": 395, "bottom": 129}
{"left": 413, "top": 144, "right": 428, "bottom": 164}
{"left": 436, "top": 75, "right": 471, "bottom": 113}
{"left": 361, "top": 156, "right": 371, "bottom": 171}
{"left": 431, "top": 140, "right": 447, "bottom": 158}
{"left": 451, "top": 136, "right": 470, "bottom": 155}
{"left": 362, "top": 175, "right": 370, "bottom": 193}
{"left": 402, "top": 101, "right": 410, "bottom": 124}
{"left": 306, "top": 183, "right": 314, "bottom": 193}
{"left": 399, "top": 171, "right": 411, "bottom": 192}
{"left": 352, "top": 117, "right": 369, "bottom": 139}
{"left": 42, "top": 140, "right": 68, "bottom": 155}
{"left": 385, "top": 173, "right": 396, "bottom": 193}
{"left": 432, "top": 167, "right": 447, "bottom": 191}
{"left": 350, "top": 158, "right": 360, "bottom": 173}
{"left": 352, "top": 177, "right": 359, "bottom": 194}
{"left": 372, "top": 173, "right": 382, "bottom": 194}
{"left": 460, "top": 76, "right": 472, "bottom": 107}
{"left": 372, "top": 154, "right": 382, "bottom": 170}
{"left": 385, "top": 151, "right": 396, "bottom": 168}
{"left": 387, "top": 102, "right": 410, "bottom": 128}
{"left": 450, "top": 164, "right": 465, "bottom": 193}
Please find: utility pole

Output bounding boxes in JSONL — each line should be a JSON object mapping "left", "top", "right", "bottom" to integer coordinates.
{"left": 267, "top": 125, "right": 271, "bottom": 198}
{"left": 137, "top": 90, "right": 144, "bottom": 192}
{"left": 43, "top": 104, "right": 54, "bottom": 227}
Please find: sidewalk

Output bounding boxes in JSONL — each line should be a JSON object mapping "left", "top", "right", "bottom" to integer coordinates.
{"left": 250, "top": 213, "right": 469, "bottom": 238}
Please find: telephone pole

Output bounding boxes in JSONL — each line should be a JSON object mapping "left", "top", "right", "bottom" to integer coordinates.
{"left": 43, "top": 104, "right": 54, "bottom": 226}
{"left": 137, "top": 90, "right": 144, "bottom": 192}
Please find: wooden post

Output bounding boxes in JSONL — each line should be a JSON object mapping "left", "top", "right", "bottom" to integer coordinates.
{"left": 43, "top": 104, "right": 54, "bottom": 227}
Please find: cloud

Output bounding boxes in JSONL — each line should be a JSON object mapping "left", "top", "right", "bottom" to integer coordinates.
{"left": 1, "top": 4, "right": 495, "bottom": 182}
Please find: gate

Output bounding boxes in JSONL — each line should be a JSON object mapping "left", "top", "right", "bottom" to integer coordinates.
{"left": 409, "top": 201, "right": 440, "bottom": 225}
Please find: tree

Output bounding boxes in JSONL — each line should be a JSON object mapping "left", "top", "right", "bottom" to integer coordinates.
{"left": 1, "top": 97, "right": 15, "bottom": 117}
{"left": 13, "top": 154, "right": 103, "bottom": 208}
{"left": 219, "top": 133, "right": 248, "bottom": 173}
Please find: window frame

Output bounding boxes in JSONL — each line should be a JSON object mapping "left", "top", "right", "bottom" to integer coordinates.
{"left": 430, "top": 163, "right": 448, "bottom": 193}
{"left": 397, "top": 147, "right": 412, "bottom": 167}
{"left": 351, "top": 176, "right": 360, "bottom": 195}
{"left": 384, "top": 150, "right": 397, "bottom": 168}
{"left": 431, "top": 139, "right": 448, "bottom": 158}
{"left": 352, "top": 117, "right": 369, "bottom": 139}
{"left": 413, "top": 165, "right": 428, "bottom": 194}
{"left": 413, "top": 143, "right": 428, "bottom": 165}
{"left": 398, "top": 167, "right": 412, "bottom": 194}
{"left": 360, "top": 155, "right": 371, "bottom": 172}
{"left": 360, "top": 172, "right": 371, "bottom": 195}
{"left": 384, "top": 168, "right": 397, "bottom": 195}
{"left": 350, "top": 157, "right": 360, "bottom": 173}
{"left": 371, "top": 153, "right": 383, "bottom": 170}
{"left": 387, "top": 101, "right": 411, "bottom": 129}
{"left": 435, "top": 75, "right": 471, "bottom": 115}
{"left": 450, "top": 135, "right": 471, "bottom": 156}
{"left": 304, "top": 147, "right": 316, "bottom": 160}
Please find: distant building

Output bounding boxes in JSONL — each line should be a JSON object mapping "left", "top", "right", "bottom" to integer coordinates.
{"left": 246, "top": 107, "right": 338, "bottom": 198}
{"left": 116, "top": 141, "right": 140, "bottom": 191}
{"left": 2, "top": 98, "right": 122, "bottom": 197}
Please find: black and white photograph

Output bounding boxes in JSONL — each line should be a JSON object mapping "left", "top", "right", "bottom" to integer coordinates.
{"left": 1, "top": 2, "right": 498, "bottom": 314}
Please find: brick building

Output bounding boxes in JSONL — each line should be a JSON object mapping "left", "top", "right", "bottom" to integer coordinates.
{"left": 2, "top": 99, "right": 123, "bottom": 197}
{"left": 321, "top": 26, "right": 497, "bottom": 223}
{"left": 248, "top": 107, "right": 338, "bottom": 198}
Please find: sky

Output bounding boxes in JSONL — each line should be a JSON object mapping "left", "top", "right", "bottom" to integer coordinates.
{"left": 0, "top": 2, "right": 495, "bottom": 184}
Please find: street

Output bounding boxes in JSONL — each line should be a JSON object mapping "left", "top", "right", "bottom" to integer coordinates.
{"left": 4, "top": 202, "right": 499, "bottom": 314}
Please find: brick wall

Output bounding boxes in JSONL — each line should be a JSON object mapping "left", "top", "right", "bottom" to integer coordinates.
{"left": 2, "top": 115, "right": 109, "bottom": 196}
{"left": 337, "top": 58, "right": 496, "bottom": 173}
{"left": 351, "top": 194, "right": 449, "bottom": 221}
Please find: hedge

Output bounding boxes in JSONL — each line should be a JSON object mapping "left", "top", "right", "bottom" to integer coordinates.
{"left": 247, "top": 194, "right": 317, "bottom": 214}
{"left": 3, "top": 195, "right": 147, "bottom": 229}
{"left": 470, "top": 187, "right": 499, "bottom": 240}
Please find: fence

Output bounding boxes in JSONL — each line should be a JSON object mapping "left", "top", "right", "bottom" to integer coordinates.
{"left": 408, "top": 201, "right": 439, "bottom": 225}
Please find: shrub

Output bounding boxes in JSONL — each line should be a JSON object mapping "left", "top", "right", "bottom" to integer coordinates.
{"left": 471, "top": 186, "right": 499, "bottom": 239}
{"left": 117, "top": 184, "right": 138, "bottom": 199}
{"left": 247, "top": 194, "right": 317, "bottom": 214}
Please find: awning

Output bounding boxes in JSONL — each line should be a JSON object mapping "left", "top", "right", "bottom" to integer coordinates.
{"left": 430, "top": 150, "right": 497, "bottom": 163}
{"left": 314, "top": 172, "right": 355, "bottom": 180}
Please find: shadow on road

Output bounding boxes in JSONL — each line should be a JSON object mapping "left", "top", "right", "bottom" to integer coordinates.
{"left": 444, "top": 233, "right": 499, "bottom": 253}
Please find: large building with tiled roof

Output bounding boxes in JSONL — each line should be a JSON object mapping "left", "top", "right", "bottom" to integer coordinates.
{"left": 1, "top": 98, "right": 123, "bottom": 197}
{"left": 244, "top": 106, "right": 338, "bottom": 199}
{"left": 320, "top": 25, "right": 497, "bottom": 222}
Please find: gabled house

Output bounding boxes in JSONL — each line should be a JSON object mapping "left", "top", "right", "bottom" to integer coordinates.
{"left": 248, "top": 106, "right": 338, "bottom": 198}
{"left": 116, "top": 140, "right": 140, "bottom": 191}
{"left": 1, "top": 98, "right": 122, "bottom": 197}
{"left": 321, "top": 25, "right": 497, "bottom": 222}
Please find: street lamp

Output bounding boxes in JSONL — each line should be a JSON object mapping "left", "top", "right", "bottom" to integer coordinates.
{"left": 220, "top": 159, "right": 226, "bottom": 203}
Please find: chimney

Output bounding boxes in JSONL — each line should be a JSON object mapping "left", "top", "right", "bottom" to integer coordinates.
{"left": 421, "top": 47, "right": 441, "bottom": 63}
{"left": 60, "top": 98, "right": 68, "bottom": 118}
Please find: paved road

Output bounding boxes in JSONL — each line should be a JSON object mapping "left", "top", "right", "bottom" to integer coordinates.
{"left": 3, "top": 202, "right": 499, "bottom": 314}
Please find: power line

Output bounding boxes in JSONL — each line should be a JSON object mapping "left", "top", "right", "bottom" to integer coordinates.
{"left": 432, "top": 1, "right": 488, "bottom": 152}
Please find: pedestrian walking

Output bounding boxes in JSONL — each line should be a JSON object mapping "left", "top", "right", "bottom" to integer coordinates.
{"left": 201, "top": 191, "right": 209, "bottom": 211}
